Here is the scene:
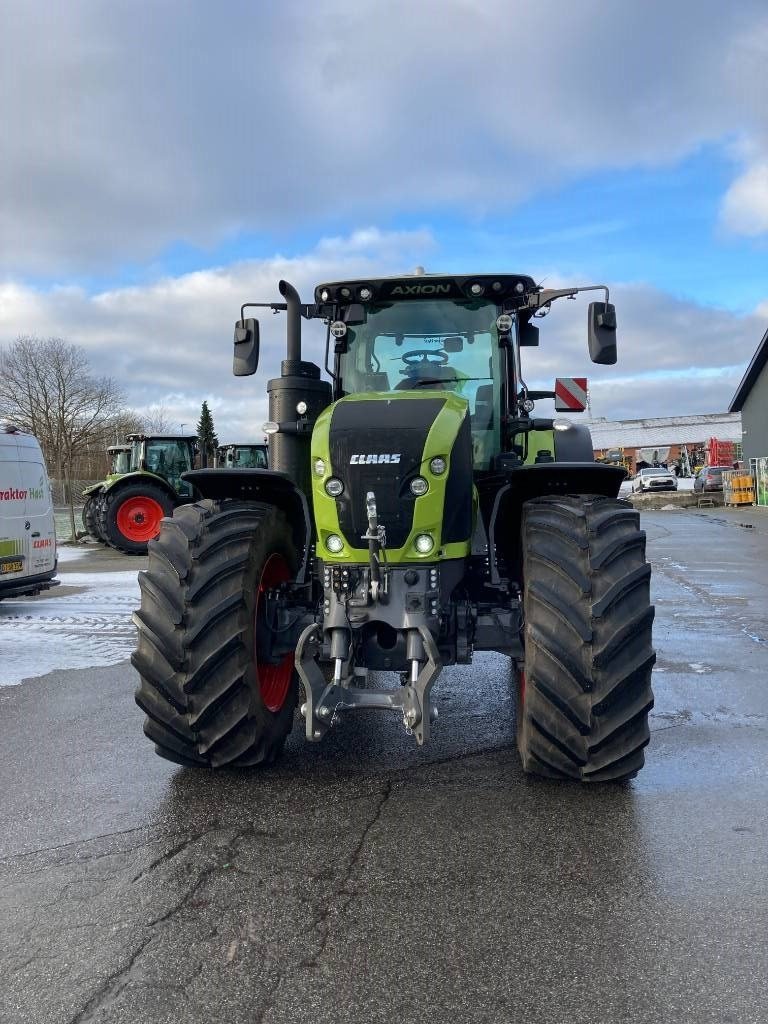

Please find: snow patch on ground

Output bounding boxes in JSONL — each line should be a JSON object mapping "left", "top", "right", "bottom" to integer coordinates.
{"left": 0, "top": 570, "right": 140, "bottom": 686}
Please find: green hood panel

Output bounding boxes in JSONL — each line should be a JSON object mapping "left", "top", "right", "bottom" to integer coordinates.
{"left": 311, "top": 392, "right": 473, "bottom": 563}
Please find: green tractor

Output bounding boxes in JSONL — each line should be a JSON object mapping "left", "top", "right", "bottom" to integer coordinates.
{"left": 133, "top": 273, "right": 654, "bottom": 782}
{"left": 216, "top": 442, "right": 269, "bottom": 469}
{"left": 91, "top": 434, "right": 198, "bottom": 554}
{"left": 82, "top": 444, "right": 131, "bottom": 540}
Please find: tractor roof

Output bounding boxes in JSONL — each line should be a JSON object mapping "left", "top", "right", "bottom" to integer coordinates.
{"left": 313, "top": 273, "right": 538, "bottom": 306}
{"left": 126, "top": 433, "right": 197, "bottom": 442}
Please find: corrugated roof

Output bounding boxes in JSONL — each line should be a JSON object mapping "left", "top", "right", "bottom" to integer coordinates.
{"left": 588, "top": 412, "right": 742, "bottom": 450}
{"left": 730, "top": 324, "right": 768, "bottom": 412}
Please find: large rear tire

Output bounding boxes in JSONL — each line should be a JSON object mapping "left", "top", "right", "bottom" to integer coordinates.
{"left": 517, "top": 495, "right": 655, "bottom": 782}
{"left": 102, "top": 482, "right": 174, "bottom": 554}
{"left": 132, "top": 500, "right": 299, "bottom": 768}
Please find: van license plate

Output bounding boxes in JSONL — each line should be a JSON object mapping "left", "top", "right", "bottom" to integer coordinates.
{"left": 0, "top": 559, "right": 24, "bottom": 574}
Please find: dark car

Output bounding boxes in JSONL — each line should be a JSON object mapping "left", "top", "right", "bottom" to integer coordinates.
{"left": 631, "top": 467, "right": 678, "bottom": 493}
{"left": 694, "top": 466, "right": 729, "bottom": 492}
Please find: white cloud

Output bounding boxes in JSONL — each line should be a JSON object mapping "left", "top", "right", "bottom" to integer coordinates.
{"left": 3, "top": 0, "right": 768, "bottom": 273}
{"left": 1, "top": 231, "right": 763, "bottom": 435}
{"left": 721, "top": 161, "right": 768, "bottom": 235}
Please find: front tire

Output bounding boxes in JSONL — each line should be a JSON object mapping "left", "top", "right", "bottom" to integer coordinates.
{"left": 517, "top": 495, "right": 655, "bottom": 782}
{"left": 132, "top": 500, "right": 299, "bottom": 767}
{"left": 82, "top": 496, "right": 100, "bottom": 538}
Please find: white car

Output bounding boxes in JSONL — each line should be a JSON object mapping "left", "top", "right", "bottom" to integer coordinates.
{"left": 632, "top": 467, "right": 678, "bottom": 493}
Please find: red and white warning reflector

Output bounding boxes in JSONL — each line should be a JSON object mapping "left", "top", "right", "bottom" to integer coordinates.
{"left": 554, "top": 377, "right": 588, "bottom": 412}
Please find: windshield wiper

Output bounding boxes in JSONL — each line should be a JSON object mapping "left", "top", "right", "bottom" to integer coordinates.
{"left": 408, "top": 376, "right": 488, "bottom": 388}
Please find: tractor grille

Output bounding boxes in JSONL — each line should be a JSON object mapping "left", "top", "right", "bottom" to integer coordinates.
{"left": 329, "top": 398, "right": 445, "bottom": 549}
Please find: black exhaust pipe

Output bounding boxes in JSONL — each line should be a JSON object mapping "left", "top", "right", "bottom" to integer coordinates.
{"left": 268, "top": 280, "right": 331, "bottom": 494}
{"left": 279, "top": 279, "right": 302, "bottom": 368}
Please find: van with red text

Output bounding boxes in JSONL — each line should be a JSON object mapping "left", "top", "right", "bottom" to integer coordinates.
{"left": 0, "top": 421, "right": 58, "bottom": 599}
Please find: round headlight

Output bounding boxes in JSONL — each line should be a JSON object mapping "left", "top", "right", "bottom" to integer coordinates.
{"left": 414, "top": 534, "right": 434, "bottom": 554}
{"left": 429, "top": 456, "right": 447, "bottom": 475}
{"left": 262, "top": 421, "right": 279, "bottom": 435}
{"left": 514, "top": 281, "right": 525, "bottom": 294}
{"left": 496, "top": 313, "right": 513, "bottom": 334}
{"left": 296, "top": 400, "right": 308, "bottom": 415}
{"left": 325, "top": 534, "right": 344, "bottom": 553}
{"left": 359, "top": 286, "right": 373, "bottom": 301}
{"left": 330, "top": 321, "right": 347, "bottom": 339}
{"left": 410, "top": 476, "right": 428, "bottom": 496}
{"left": 325, "top": 477, "right": 344, "bottom": 497}
{"left": 320, "top": 289, "right": 330, "bottom": 302}
{"left": 470, "top": 283, "right": 484, "bottom": 296}
{"left": 340, "top": 287, "right": 352, "bottom": 299}
{"left": 553, "top": 419, "right": 572, "bottom": 432}
{"left": 313, "top": 458, "right": 326, "bottom": 476}
{"left": 523, "top": 398, "right": 535, "bottom": 413}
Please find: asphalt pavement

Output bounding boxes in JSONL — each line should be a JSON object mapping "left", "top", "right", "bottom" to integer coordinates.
{"left": 1, "top": 512, "right": 767, "bottom": 1024}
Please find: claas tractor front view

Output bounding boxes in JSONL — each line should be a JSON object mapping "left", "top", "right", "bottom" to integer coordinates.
{"left": 133, "top": 272, "right": 654, "bottom": 782}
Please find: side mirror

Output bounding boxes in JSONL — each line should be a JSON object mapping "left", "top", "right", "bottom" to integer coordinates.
{"left": 518, "top": 321, "right": 539, "bottom": 347}
{"left": 588, "top": 302, "right": 617, "bottom": 364}
{"left": 233, "top": 318, "right": 260, "bottom": 376}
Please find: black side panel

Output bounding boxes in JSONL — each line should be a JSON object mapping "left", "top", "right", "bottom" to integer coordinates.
{"left": 553, "top": 423, "right": 595, "bottom": 462}
{"left": 442, "top": 413, "right": 473, "bottom": 544}
{"left": 331, "top": 398, "right": 445, "bottom": 550}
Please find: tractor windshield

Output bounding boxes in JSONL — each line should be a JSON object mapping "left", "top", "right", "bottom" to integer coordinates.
{"left": 339, "top": 300, "right": 502, "bottom": 468}
{"left": 143, "top": 440, "right": 194, "bottom": 495}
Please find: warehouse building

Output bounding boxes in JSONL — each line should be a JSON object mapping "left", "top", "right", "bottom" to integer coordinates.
{"left": 729, "top": 323, "right": 768, "bottom": 466}
{"left": 588, "top": 412, "right": 742, "bottom": 475}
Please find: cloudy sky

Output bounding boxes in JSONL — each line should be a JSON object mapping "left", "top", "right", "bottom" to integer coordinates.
{"left": 2, "top": 0, "right": 768, "bottom": 440}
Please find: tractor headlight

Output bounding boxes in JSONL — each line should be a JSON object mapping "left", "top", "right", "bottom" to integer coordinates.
{"left": 262, "top": 421, "right": 279, "bottom": 435}
{"left": 553, "top": 419, "right": 572, "bottom": 431}
{"left": 429, "top": 456, "right": 447, "bottom": 475}
{"left": 325, "top": 477, "right": 344, "bottom": 497}
{"left": 414, "top": 533, "right": 434, "bottom": 554}
{"left": 313, "top": 458, "right": 326, "bottom": 476}
{"left": 410, "top": 476, "right": 428, "bottom": 496}
{"left": 359, "top": 285, "right": 373, "bottom": 301}
{"left": 325, "top": 534, "right": 344, "bottom": 553}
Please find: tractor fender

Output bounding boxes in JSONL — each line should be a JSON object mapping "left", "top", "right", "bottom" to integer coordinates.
{"left": 100, "top": 471, "right": 179, "bottom": 502}
{"left": 182, "top": 469, "right": 312, "bottom": 584}
{"left": 82, "top": 482, "right": 104, "bottom": 498}
{"left": 483, "top": 462, "right": 626, "bottom": 586}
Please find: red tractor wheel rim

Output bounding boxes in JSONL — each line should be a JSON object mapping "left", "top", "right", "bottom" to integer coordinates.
{"left": 116, "top": 497, "right": 165, "bottom": 542}
{"left": 255, "top": 553, "right": 293, "bottom": 713}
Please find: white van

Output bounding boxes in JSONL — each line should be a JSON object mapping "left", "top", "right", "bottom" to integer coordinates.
{"left": 0, "top": 421, "right": 58, "bottom": 600}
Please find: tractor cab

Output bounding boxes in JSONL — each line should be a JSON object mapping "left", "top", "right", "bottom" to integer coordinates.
{"left": 106, "top": 444, "right": 131, "bottom": 478}
{"left": 216, "top": 443, "right": 269, "bottom": 469}
{"left": 127, "top": 434, "right": 197, "bottom": 496}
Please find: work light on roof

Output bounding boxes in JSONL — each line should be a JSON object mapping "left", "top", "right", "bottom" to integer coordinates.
{"left": 515, "top": 281, "right": 525, "bottom": 293}
{"left": 320, "top": 289, "right": 330, "bottom": 302}
{"left": 359, "top": 286, "right": 373, "bottom": 301}
{"left": 469, "top": 283, "right": 484, "bottom": 296}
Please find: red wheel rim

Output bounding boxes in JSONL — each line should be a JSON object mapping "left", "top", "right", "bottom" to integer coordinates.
{"left": 255, "top": 553, "right": 293, "bottom": 713}
{"left": 116, "top": 496, "right": 165, "bottom": 542}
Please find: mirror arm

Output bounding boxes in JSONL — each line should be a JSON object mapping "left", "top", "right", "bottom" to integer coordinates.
{"left": 239, "top": 301, "right": 321, "bottom": 322}
{"left": 527, "top": 284, "right": 610, "bottom": 311}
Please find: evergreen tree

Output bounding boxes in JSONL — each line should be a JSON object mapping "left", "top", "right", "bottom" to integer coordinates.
{"left": 197, "top": 401, "right": 219, "bottom": 467}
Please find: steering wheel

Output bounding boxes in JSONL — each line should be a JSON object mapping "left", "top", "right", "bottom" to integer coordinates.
{"left": 400, "top": 349, "right": 449, "bottom": 367}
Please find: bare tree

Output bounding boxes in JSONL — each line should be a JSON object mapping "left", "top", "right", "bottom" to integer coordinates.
{"left": 0, "top": 336, "right": 125, "bottom": 541}
{"left": 141, "top": 405, "right": 174, "bottom": 434}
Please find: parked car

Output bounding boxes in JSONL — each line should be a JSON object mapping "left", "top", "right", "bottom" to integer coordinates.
{"left": 632, "top": 467, "right": 678, "bottom": 493}
{"left": 694, "top": 466, "right": 729, "bottom": 492}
